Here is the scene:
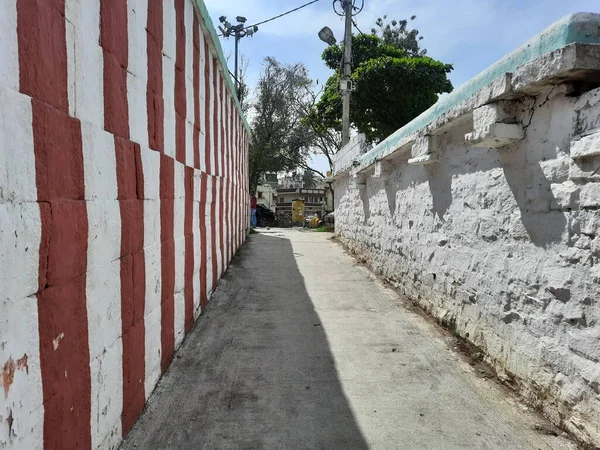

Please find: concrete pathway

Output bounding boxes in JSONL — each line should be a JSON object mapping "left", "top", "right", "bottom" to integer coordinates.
{"left": 121, "top": 229, "right": 577, "bottom": 450}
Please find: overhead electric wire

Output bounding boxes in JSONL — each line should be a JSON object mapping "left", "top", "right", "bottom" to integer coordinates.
{"left": 243, "top": 0, "right": 323, "bottom": 31}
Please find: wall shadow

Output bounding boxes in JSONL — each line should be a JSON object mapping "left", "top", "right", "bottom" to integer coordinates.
{"left": 121, "top": 234, "right": 369, "bottom": 450}
{"left": 499, "top": 147, "right": 567, "bottom": 247}
{"left": 426, "top": 163, "right": 453, "bottom": 221}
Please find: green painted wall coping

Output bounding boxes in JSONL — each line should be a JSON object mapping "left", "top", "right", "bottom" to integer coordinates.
{"left": 359, "top": 12, "right": 600, "bottom": 168}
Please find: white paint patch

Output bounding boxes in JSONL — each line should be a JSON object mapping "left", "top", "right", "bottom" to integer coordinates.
{"left": 173, "top": 161, "right": 186, "bottom": 346}
{"left": 208, "top": 51, "right": 216, "bottom": 174}
{"left": 0, "top": 89, "right": 43, "bottom": 448}
{"left": 82, "top": 118, "right": 123, "bottom": 450}
{"left": 0, "top": 0, "right": 19, "bottom": 90}
{"left": 162, "top": 0, "right": 176, "bottom": 60}
{"left": 127, "top": 0, "right": 149, "bottom": 149}
{"left": 205, "top": 176, "right": 213, "bottom": 294}
{"left": 0, "top": 89, "right": 37, "bottom": 204}
{"left": 142, "top": 147, "right": 162, "bottom": 399}
{"left": 143, "top": 244, "right": 162, "bottom": 399}
{"left": 0, "top": 294, "right": 44, "bottom": 450}
{"left": 163, "top": 54, "right": 176, "bottom": 158}
{"left": 81, "top": 122, "right": 118, "bottom": 201}
{"left": 186, "top": 120, "right": 194, "bottom": 168}
{"left": 89, "top": 335, "right": 123, "bottom": 450}
{"left": 65, "top": 0, "right": 104, "bottom": 128}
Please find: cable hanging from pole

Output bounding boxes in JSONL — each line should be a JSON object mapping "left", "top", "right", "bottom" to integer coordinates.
{"left": 218, "top": 0, "right": 324, "bottom": 37}
{"left": 332, "top": 0, "right": 364, "bottom": 17}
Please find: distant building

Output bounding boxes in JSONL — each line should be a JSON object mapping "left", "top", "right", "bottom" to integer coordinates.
{"left": 264, "top": 173, "right": 278, "bottom": 188}
{"left": 256, "top": 184, "right": 277, "bottom": 212}
{"left": 276, "top": 187, "right": 327, "bottom": 218}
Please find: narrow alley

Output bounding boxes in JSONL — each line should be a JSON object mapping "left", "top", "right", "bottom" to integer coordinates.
{"left": 121, "top": 230, "right": 576, "bottom": 450}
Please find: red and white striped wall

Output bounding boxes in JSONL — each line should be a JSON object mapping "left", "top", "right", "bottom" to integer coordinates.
{"left": 0, "top": 1, "right": 250, "bottom": 449}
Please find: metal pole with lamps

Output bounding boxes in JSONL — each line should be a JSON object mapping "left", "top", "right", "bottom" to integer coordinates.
{"left": 219, "top": 16, "right": 258, "bottom": 99}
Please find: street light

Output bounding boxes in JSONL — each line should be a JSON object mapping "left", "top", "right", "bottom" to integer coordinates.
{"left": 319, "top": 1, "right": 354, "bottom": 147}
{"left": 318, "top": 27, "right": 337, "bottom": 45}
{"left": 219, "top": 16, "right": 258, "bottom": 99}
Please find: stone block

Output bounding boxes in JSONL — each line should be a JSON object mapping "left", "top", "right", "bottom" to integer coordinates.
{"left": 568, "top": 328, "right": 600, "bottom": 363}
{"left": 0, "top": 293, "right": 44, "bottom": 450}
{"left": 144, "top": 305, "right": 162, "bottom": 399}
{"left": 569, "top": 155, "right": 600, "bottom": 182}
{"left": 82, "top": 122, "right": 118, "bottom": 201}
{"left": 472, "top": 102, "right": 518, "bottom": 129}
{"left": 0, "top": 0, "right": 18, "bottom": 90}
{"left": 465, "top": 123, "right": 524, "bottom": 148}
{"left": 0, "top": 88, "right": 36, "bottom": 203}
{"left": 411, "top": 135, "right": 434, "bottom": 158}
{"left": 65, "top": 0, "right": 104, "bottom": 127}
{"left": 128, "top": 72, "right": 149, "bottom": 148}
{"left": 0, "top": 203, "right": 41, "bottom": 302}
{"left": 86, "top": 261, "right": 122, "bottom": 360}
{"left": 174, "top": 290, "right": 186, "bottom": 348}
{"left": 141, "top": 146, "right": 161, "bottom": 200}
{"left": 163, "top": 54, "right": 176, "bottom": 159}
{"left": 580, "top": 183, "right": 600, "bottom": 208}
{"left": 571, "top": 132, "right": 600, "bottom": 159}
{"left": 87, "top": 200, "right": 121, "bottom": 271}
{"left": 174, "top": 235, "right": 186, "bottom": 294}
{"left": 372, "top": 161, "right": 395, "bottom": 180}
{"left": 408, "top": 154, "right": 438, "bottom": 166}
{"left": 127, "top": 0, "right": 148, "bottom": 79}
{"left": 89, "top": 337, "right": 123, "bottom": 450}
{"left": 550, "top": 181, "right": 580, "bottom": 210}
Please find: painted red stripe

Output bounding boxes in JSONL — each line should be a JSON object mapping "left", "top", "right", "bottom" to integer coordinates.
{"left": 18, "top": 0, "right": 68, "bottom": 113}
{"left": 211, "top": 176, "right": 218, "bottom": 291}
{"left": 114, "top": 138, "right": 146, "bottom": 436}
{"left": 204, "top": 41, "right": 212, "bottom": 174}
{"left": 160, "top": 154, "right": 175, "bottom": 372}
{"left": 100, "top": 1, "right": 147, "bottom": 436}
{"left": 174, "top": 0, "right": 186, "bottom": 164}
{"left": 101, "top": 0, "right": 129, "bottom": 140}
{"left": 184, "top": 166, "right": 194, "bottom": 331}
{"left": 212, "top": 58, "right": 219, "bottom": 176}
{"left": 193, "top": 14, "right": 200, "bottom": 169}
{"left": 147, "top": 1, "right": 164, "bottom": 152}
{"left": 199, "top": 173, "right": 208, "bottom": 308}
{"left": 17, "top": 2, "right": 92, "bottom": 448}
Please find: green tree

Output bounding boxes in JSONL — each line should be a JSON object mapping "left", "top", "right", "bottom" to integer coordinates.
{"left": 248, "top": 58, "right": 324, "bottom": 191}
{"left": 308, "top": 19, "right": 453, "bottom": 143}
{"left": 371, "top": 15, "right": 426, "bottom": 56}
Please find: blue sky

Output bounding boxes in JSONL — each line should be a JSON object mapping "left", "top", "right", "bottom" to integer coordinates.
{"left": 204, "top": 0, "right": 600, "bottom": 173}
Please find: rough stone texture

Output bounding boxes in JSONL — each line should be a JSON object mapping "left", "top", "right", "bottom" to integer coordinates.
{"left": 334, "top": 84, "right": 600, "bottom": 447}
{"left": 571, "top": 132, "right": 600, "bottom": 159}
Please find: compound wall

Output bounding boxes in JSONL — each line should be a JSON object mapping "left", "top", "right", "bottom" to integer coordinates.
{"left": 0, "top": 1, "right": 249, "bottom": 449}
{"left": 334, "top": 14, "right": 600, "bottom": 447}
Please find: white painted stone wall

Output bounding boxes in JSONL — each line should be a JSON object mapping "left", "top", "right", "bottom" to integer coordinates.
{"left": 334, "top": 17, "right": 600, "bottom": 447}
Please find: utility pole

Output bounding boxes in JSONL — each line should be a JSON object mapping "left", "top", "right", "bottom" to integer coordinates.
{"left": 219, "top": 16, "right": 258, "bottom": 99}
{"left": 341, "top": 0, "right": 353, "bottom": 147}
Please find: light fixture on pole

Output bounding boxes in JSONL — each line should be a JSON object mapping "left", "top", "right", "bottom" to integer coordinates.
{"left": 320, "top": 0, "right": 360, "bottom": 148}
{"left": 318, "top": 27, "right": 337, "bottom": 45}
{"left": 219, "top": 16, "right": 258, "bottom": 99}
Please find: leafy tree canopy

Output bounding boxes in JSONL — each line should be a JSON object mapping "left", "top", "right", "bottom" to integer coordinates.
{"left": 309, "top": 17, "right": 453, "bottom": 143}
{"left": 248, "top": 57, "right": 322, "bottom": 191}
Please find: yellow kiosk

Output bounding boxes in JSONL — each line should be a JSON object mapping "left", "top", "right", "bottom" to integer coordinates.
{"left": 291, "top": 200, "right": 305, "bottom": 226}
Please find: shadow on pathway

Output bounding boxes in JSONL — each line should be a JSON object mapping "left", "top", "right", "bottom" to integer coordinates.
{"left": 121, "top": 233, "right": 369, "bottom": 449}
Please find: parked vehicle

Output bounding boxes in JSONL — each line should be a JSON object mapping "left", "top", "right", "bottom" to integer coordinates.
{"left": 256, "top": 204, "right": 277, "bottom": 227}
